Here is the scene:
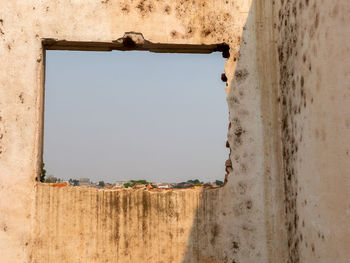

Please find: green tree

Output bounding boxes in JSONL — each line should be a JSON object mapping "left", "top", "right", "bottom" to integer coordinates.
{"left": 124, "top": 182, "right": 132, "bottom": 188}
{"left": 124, "top": 179, "right": 149, "bottom": 188}
{"left": 68, "top": 179, "right": 79, "bottom": 186}
{"left": 215, "top": 180, "right": 224, "bottom": 186}
{"left": 138, "top": 180, "right": 148, "bottom": 185}
{"left": 187, "top": 179, "right": 203, "bottom": 184}
{"left": 98, "top": 181, "right": 105, "bottom": 188}
{"left": 193, "top": 179, "right": 200, "bottom": 184}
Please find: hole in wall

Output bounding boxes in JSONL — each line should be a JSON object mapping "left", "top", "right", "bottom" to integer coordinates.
{"left": 40, "top": 37, "right": 230, "bottom": 190}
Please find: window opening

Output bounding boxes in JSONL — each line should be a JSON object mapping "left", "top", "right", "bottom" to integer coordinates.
{"left": 42, "top": 44, "right": 229, "bottom": 190}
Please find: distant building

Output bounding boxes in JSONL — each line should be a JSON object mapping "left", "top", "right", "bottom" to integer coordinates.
{"left": 156, "top": 183, "right": 171, "bottom": 189}
{"left": 114, "top": 181, "right": 126, "bottom": 186}
{"left": 133, "top": 184, "right": 146, "bottom": 189}
{"left": 45, "top": 175, "right": 57, "bottom": 183}
{"left": 79, "top": 178, "right": 90, "bottom": 186}
{"left": 104, "top": 183, "right": 113, "bottom": 189}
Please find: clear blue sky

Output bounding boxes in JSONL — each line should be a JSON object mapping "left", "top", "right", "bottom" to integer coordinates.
{"left": 44, "top": 50, "right": 228, "bottom": 183}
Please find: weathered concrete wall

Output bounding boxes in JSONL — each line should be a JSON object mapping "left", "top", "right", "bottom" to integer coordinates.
{"left": 0, "top": 0, "right": 349, "bottom": 262}
{"left": 34, "top": 186, "right": 223, "bottom": 262}
{"left": 276, "top": 0, "right": 350, "bottom": 262}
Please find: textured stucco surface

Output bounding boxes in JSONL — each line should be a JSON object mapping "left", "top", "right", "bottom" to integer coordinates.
{"left": 276, "top": 0, "right": 350, "bottom": 262}
{"left": 0, "top": 0, "right": 349, "bottom": 262}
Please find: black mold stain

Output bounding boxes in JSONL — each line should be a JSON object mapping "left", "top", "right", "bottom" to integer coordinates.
{"left": 136, "top": 0, "right": 153, "bottom": 16}
{"left": 18, "top": 93, "right": 24, "bottom": 104}
{"left": 232, "top": 239, "right": 240, "bottom": 254}
{"left": 122, "top": 36, "right": 136, "bottom": 48}
{"left": 234, "top": 69, "right": 249, "bottom": 82}
{"left": 234, "top": 126, "right": 244, "bottom": 137}
{"left": 221, "top": 73, "right": 228, "bottom": 82}
{"left": 210, "top": 223, "right": 220, "bottom": 245}
{"left": 237, "top": 181, "right": 247, "bottom": 195}
{"left": 173, "top": 1, "right": 234, "bottom": 45}
{"left": 246, "top": 200, "right": 252, "bottom": 209}
{"left": 121, "top": 4, "right": 130, "bottom": 13}
{"left": 215, "top": 43, "right": 230, "bottom": 58}
{"left": 164, "top": 5, "right": 171, "bottom": 14}
{"left": 277, "top": 0, "right": 321, "bottom": 261}
{"left": 170, "top": 30, "right": 178, "bottom": 38}
{"left": 201, "top": 29, "right": 211, "bottom": 37}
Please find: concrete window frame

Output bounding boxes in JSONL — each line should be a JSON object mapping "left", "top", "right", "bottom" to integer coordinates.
{"left": 37, "top": 32, "right": 230, "bottom": 184}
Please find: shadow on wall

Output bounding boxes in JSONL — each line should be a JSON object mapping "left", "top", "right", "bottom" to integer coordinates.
{"left": 182, "top": 0, "right": 286, "bottom": 262}
{"left": 182, "top": 2, "right": 258, "bottom": 262}
{"left": 181, "top": 188, "right": 228, "bottom": 263}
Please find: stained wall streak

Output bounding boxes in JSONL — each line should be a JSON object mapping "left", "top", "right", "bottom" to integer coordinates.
{"left": 34, "top": 185, "right": 220, "bottom": 263}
